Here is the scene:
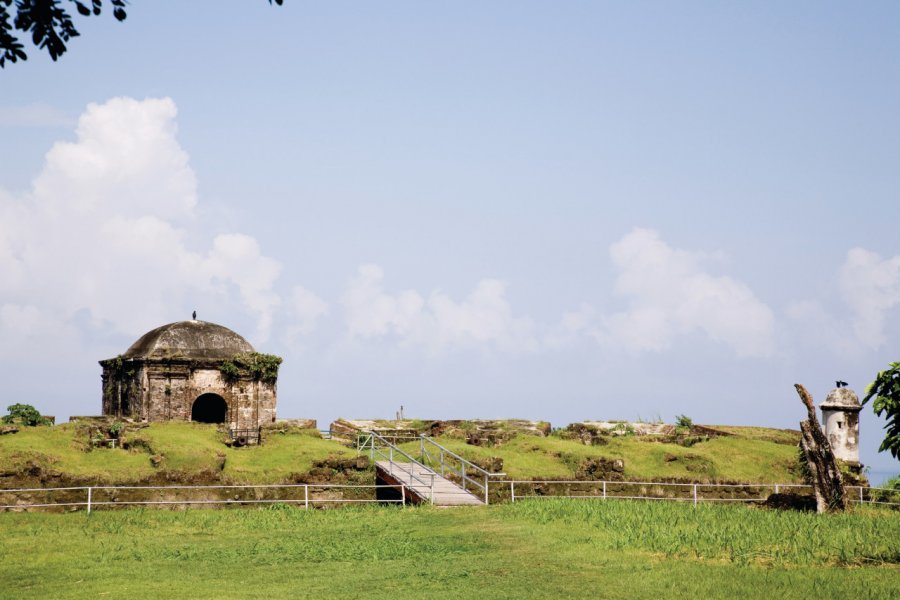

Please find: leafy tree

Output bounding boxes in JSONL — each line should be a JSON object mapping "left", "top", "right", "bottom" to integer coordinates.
{"left": 3, "top": 403, "right": 51, "bottom": 426}
{"left": 863, "top": 362, "right": 900, "bottom": 460}
{"left": 1, "top": 0, "right": 283, "bottom": 68}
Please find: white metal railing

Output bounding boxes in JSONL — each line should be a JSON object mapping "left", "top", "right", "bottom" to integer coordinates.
{"left": 416, "top": 435, "right": 506, "bottom": 504}
{"left": 0, "top": 483, "right": 409, "bottom": 513}
{"left": 503, "top": 480, "right": 900, "bottom": 507}
{"left": 360, "top": 431, "right": 437, "bottom": 503}
{"left": 0, "top": 481, "right": 896, "bottom": 512}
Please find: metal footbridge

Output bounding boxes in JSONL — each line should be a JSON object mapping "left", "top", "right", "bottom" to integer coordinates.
{"left": 359, "top": 431, "right": 505, "bottom": 506}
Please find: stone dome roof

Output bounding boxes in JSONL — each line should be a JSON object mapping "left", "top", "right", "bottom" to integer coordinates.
{"left": 821, "top": 387, "right": 861, "bottom": 411}
{"left": 123, "top": 320, "right": 255, "bottom": 361}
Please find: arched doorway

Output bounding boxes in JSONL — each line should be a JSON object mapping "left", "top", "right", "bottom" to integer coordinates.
{"left": 191, "top": 393, "right": 227, "bottom": 423}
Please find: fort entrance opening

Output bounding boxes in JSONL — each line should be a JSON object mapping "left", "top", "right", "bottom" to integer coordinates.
{"left": 192, "top": 393, "right": 227, "bottom": 424}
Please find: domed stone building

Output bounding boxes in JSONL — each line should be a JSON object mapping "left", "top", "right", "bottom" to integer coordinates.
{"left": 100, "top": 320, "right": 280, "bottom": 431}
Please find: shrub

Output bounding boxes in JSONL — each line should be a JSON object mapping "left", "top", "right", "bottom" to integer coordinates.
{"left": 2, "top": 403, "right": 51, "bottom": 426}
{"left": 675, "top": 414, "right": 693, "bottom": 429}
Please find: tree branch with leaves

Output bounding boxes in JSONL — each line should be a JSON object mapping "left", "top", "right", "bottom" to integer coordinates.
{"left": 863, "top": 361, "right": 900, "bottom": 460}
{"left": 1, "top": 0, "right": 284, "bottom": 68}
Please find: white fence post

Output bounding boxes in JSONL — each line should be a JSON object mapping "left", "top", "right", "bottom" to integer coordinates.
{"left": 12, "top": 479, "right": 887, "bottom": 512}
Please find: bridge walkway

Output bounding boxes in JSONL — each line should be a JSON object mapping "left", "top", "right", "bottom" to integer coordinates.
{"left": 374, "top": 460, "right": 484, "bottom": 506}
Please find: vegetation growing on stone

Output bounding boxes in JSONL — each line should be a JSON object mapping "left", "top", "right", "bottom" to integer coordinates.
{"left": 675, "top": 414, "right": 693, "bottom": 429}
{"left": 219, "top": 352, "right": 283, "bottom": 384}
{"left": 107, "top": 421, "right": 124, "bottom": 438}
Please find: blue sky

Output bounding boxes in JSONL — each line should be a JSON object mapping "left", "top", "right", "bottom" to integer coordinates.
{"left": 1, "top": 2, "right": 899, "bottom": 480}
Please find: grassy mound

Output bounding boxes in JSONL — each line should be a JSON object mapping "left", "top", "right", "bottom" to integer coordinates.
{"left": 397, "top": 425, "right": 802, "bottom": 483}
{"left": 2, "top": 421, "right": 804, "bottom": 488}
{"left": 0, "top": 422, "right": 357, "bottom": 486}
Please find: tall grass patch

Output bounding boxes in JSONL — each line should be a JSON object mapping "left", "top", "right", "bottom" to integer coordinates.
{"left": 506, "top": 498, "right": 900, "bottom": 566}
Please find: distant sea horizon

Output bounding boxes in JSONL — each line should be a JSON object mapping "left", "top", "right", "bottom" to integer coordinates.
{"left": 869, "top": 469, "right": 899, "bottom": 487}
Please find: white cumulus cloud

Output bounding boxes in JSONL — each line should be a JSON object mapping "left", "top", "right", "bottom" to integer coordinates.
{"left": 340, "top": 264, "right": 537, "bottom": 353}
{"left": 839, "top": 247, "right": 900, "bottom": 349}
{"left": 598, "top": 228, "right": 776, "bottom": 357}
{"left": 785, "top": 247, "right": 900, "bottom": 355}
{"left": 0, "top": 97, "right": 283, "bottom": 347}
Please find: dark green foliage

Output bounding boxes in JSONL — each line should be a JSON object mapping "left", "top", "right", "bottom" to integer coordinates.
{"left": 219, "top": 352, "right": 283, "bottom": 384}
{"left": 3, "top": 403, "right": 51, "bottom": 426}
{"left": 675, "top": 414, "right": 693, "bottom": 429}
{"left": 1, "top": 0, "right": 284, "bottom": 68}
{"left": 218, "top": 360, "right": 242, "bottom": 384}
{"left": 863, "top": 362, "right": 900, "bottom": 460}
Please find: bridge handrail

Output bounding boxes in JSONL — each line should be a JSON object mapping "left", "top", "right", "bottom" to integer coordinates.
{"left": 417, "top": 435, "right": 506, "bottom": 504}
{"left": 363, "top": 431, "right": 436, "bottom": 498}
{"left": 419, "top": 435, "right": 506, "bottom": 479}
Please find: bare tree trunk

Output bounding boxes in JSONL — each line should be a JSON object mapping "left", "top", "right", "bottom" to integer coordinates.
{"left": 795, "top": 384, "right": 845, "bottom": 512}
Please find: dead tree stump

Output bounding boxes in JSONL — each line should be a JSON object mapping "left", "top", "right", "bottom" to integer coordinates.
{"left": 795, "top": 383, "right": 846, "bottom": 512}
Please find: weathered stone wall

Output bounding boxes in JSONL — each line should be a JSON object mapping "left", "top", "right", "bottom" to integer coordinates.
{"left": 101, "top": 360, "right": 277, "bottom": 428}
{"left": 225, "top": 378, "right": 277, "bottom": 429}
{"left": 100, "top": 359, "right": 144, "bottom": 419}
{"left": 145, "top": 363, "right": 190, "bottom": 421}
{"left": 822, "top": 408, "right": 860, "bottom": 464}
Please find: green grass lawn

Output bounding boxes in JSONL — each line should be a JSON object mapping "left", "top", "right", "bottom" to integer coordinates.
{"left": 0, "top": 500, "right": 897, "bottom": 599}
